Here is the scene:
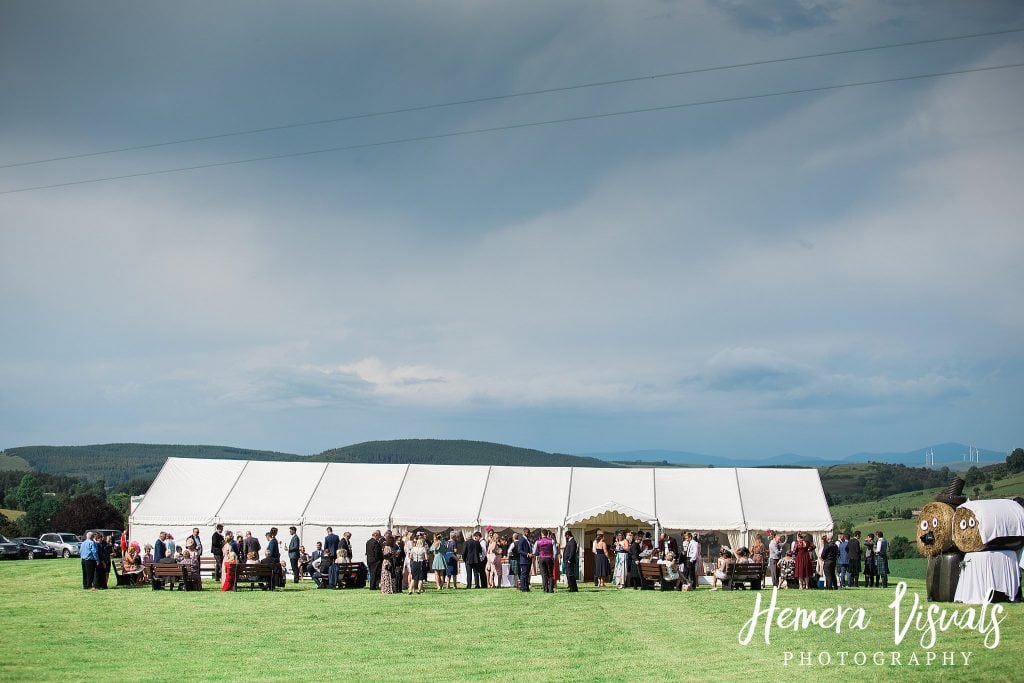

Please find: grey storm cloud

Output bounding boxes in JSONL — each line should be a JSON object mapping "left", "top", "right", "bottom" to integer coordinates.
{"left": 1, "top": 1, "right": 1022, "bottom": 457}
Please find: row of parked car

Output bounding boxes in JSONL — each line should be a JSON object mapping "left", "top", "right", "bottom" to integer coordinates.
{"left": 0, "top": 530, "right": 124, "bottom": 560}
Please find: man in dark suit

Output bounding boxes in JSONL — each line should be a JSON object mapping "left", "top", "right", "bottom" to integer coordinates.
{"left": 821, "top": 535, "right": 839, "bottom": 590}
{"left": 288, "top": 526, "right": 301, "bottom": 583}
{"left": 211, "top": 524, "right": 225, "bottom": 581}
{"left": 324, "top": 528, "right": 340, "bottom": 557}
{"left": 340, "top": 532, "right": 353, "bottom": 561}
{"left": 153, "top": 532, "right": 167, "bottom": 563}
{"left": 365, "top": 531, "right": 383, "bottom": 590}
{"left": 265, "top": 528, "right": 282, "bottom": 588}
{"left": 516, "top": 528, "right": 533, "bottom": 592}
{"left": 244, "top": 531, "right": 261, "bottom": 560}
{"left": 628, "top": 533, "right": 642, "bottom": 589}
{"left": 847, "top": 530, "right": 862, "bottom": 587}
{"left": 463, "top": 531, "right": 485, "bottom": 588}
{"left": 658, "top": 532, "right": 678, "bottom": 557}
{"left": 563, "top": 530, "right": 579, "bottom": 592}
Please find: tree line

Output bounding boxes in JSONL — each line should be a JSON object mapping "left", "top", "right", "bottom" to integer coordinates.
{"left": 0, "top": 471, "right": 152, "bottom": 538}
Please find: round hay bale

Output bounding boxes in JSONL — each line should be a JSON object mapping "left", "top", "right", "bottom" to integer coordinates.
{"left": 916, "top": 501, "right": 956, "bottom": 556}
{"left": 952, "top": 506, "right": 985, "bottom": 553}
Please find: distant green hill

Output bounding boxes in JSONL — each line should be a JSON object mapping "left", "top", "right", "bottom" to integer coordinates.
{"left": 829, "top": 470, "right": 1024, "bottom": 545}
{"left": 312, "top": 439, "right": 616, "bottom": 468}
{"left": 5, "top": 440, "right": 615, "bottom": 485}
{"left": 7, "top": 444, "right": 304, "bottom": 484}
{"left": 0, "top": 453, "right": 32, "bottom": 472}
{"left": 818, "top": 462, "right": 954, "bottom": 505}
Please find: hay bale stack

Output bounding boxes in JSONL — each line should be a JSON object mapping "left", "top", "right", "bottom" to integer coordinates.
{"left": 952, "top": 506, "right": 985, "bottom": 552}
{"left": 953, "top": 499, "right": 1024, "bottom": 553}
{"left": 916, "top": 501, "right": 956, "bottom": 556}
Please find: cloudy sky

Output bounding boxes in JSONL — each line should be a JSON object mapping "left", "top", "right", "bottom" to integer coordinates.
{"left": 1, "top": 1, "right": 1022, "bottom": 458}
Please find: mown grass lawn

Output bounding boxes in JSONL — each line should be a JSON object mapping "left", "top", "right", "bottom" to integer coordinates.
{"left": 0, "top": 559, "right": 1020, "bottom": 682}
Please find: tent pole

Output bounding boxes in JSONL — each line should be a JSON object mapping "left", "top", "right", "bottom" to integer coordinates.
{"left": 474, "top": 466, "right": 492, "bottom": 532}
{"left": 733, "top": 468, "right": 749, "bottom": 548}
{"left": 387, "top": 464, "right": 412, "bottom": 531}
{"left": 297, "top": 463, "right": 330, "bottom": 541}
{"left": 212, "top": 460, "right": 250, "bottom": 525}
{"left": 564, "top": 467, "right": 575, "bottom": 527}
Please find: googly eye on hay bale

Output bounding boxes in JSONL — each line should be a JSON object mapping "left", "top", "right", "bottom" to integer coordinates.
{"left": 916, "top": 502, "right": 955, "bottom": 556}
{"left": 953, "top": 499, "right": 1024, "bottom": 553}
{"left": 952, "top": 506, "right": 984, "bottom": 552}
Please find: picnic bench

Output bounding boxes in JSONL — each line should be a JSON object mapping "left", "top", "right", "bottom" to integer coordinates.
{"left": 151, "top": 563, "right": 191, "bottom": 590}
{"left": 200, "top": 556, "right": 219, "bottom": 579}
{"left": 233, "top": 563, "right": 277, "bottom": 591}
{"left": 333, "top": 562, "right": 367, "bottom": 589}
{"left": 111, "top": 558, "right": 145, "bottom": 587}
{"left": 313, "top": 561, "right": 368, "bottom": 589}
{"left": 724, "top": 561, "right": 765, "bottom": 590}
{"left": 639, "top": 561, "right": 679, "bottom": 590}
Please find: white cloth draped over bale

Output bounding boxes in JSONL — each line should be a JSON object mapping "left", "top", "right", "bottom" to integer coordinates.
{"left": 954, "top": 549, "right": 1022, "bottom": 605}
{"left": 959, "top": 499, "right": 1024, "bottom": 545}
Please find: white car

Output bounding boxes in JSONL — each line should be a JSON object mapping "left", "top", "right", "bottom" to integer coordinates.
{"left": 39, "top": 532, "right": 82, "bottom": 558}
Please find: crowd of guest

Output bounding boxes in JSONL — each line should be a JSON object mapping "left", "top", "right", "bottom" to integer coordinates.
{"left": 765, "top": 529, "right": 890, "bottom": 590}
{"left": 99, "top": 525, "right": 891, "bottom": 593}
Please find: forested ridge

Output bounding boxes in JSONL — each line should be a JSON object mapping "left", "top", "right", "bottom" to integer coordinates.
{"left": 3, "top": 440, "right": 615, "bottom": 486}
{"left": 312, "top": 439, "right": 614, "bottom": 468}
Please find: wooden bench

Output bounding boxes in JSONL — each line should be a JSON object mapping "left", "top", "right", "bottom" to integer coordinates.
{"left": 111, "top": 559, "right": 145, "bottom": 587}
{"left": 639, "top": 561, "right": 679, "bottom": 590}
{"left": 234, "top": 563, "right": 277, "bottom": 591}
{"left": 334, "top": 562, "right": 367, "bottom": 589}
{"left": 724, "top": 561, "right": 765, "bottom": 590}
{"left": 151, "top": 563, "right": 190, "bottom": 590}
{"left": 200, "top": 556, "right": 219, "bottom": 578}
{"left": 311, "top": 561, "right": 368, "bottom": 589}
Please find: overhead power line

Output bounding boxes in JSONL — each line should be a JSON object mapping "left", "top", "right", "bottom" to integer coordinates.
{"left": 1, "top": 61, "right": 1021, "bottom": 196}
{"left": 2, "top": 27, "right": 1022, "bottom": 170}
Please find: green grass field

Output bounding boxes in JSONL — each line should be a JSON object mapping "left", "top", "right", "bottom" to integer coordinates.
{"left": 0, "top": 508, "right": 25, "bottom": 522}
{"left": 0, "top": 559, "right": 1020, "bottom": 682}
{"left": 0, "top": 453, "right": 31, "bottom": 472}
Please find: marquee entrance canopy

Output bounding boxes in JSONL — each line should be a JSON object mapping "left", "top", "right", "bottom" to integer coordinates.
{"left": 129, "top": 458, "right": 832, "bottom": 562}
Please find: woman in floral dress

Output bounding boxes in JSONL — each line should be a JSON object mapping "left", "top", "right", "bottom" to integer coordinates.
{"left": 380, "top": 542, "right": 395, "bottom": 594}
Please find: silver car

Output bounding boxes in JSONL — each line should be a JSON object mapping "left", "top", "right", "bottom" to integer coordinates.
{"left": 39, "top": 532, "right": 82, "bottom": 558}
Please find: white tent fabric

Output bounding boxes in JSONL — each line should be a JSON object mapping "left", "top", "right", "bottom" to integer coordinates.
{"left": 478, "top": 466, "right": 572, "bottom": 530}
{"left": 654, "top": 468, "right": 745, "bottom": 531}
{"left": 216, "top": 461, "right": 328, "bottom": 526}
{"left": 735, "top": 468, "right": 832, "bottom": 535}
{"left": 303, "top": 463, "right": 409, "bottom": 527}
{"left": 300, "top": 463, "right": 411, "bottom": 564}
{"left": 390, "top": 464, "right": 490, "bottom": 529}
{"left": 655, "top": 468, "right": 747, "bottom": 551}
{"left": 566, "top": 468, "right": 656, "bottom": 523}
{"left": 565, "top": 501, "right": 658, "bottom": 525}
{"left": 131, "top": 457, "right": 247, "bottom": 527}
{"left": 128, "top": 458, "right": 832, "bottom": 556}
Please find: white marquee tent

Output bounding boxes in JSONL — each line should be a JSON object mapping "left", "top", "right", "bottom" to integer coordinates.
{"left": 129, "top": 457, "right": 832, "bottom": 574}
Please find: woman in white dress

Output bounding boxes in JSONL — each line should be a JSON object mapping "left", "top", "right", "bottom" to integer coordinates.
{"left": 613, "top": 531, "right": 627, "bottom": 588}
{"left": 402, "top": 531, "right": 413, "bottom": 589}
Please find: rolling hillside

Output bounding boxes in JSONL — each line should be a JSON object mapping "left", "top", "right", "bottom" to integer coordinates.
{"left": 0, "top": 454, "right": 31, "bottom": 471}
{"left": 5, "top": 444, "right": 305, "bottom": 484}
{"left": 3, "top": 440, "right": 616, "bottom": 485}
{"left": 829, "top": 470, "right": 1024, "bottom": 544}
{"left": 584, "top": 442, "right": 1008, "bottom": 469}
{"left": 314, "top": 439, "right": 615, "bottom": 467}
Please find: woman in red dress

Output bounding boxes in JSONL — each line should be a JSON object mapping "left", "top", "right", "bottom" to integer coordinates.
{"left": 794, "top": 533, "right": 812, "bottom": 589}
{"left": 221, "top": 550, "right": 238, "bottom": 591}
